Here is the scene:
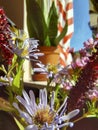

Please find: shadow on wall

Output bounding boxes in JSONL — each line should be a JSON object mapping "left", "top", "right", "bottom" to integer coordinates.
{"left": 0, "top": 111, "right": 19, "bottom": 130}
{"left": 0, "top": 0, "right": 24, "bottom": 29}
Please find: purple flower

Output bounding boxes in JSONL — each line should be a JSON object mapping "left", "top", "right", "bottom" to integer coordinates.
{"left": 71, "top": 56, "right": 89, "bottom": 68}
{"left": 86, "top": 89, "right": 98, "bottom": 101}
{"left": 13, "top": 89, "right": 79, "bottom": 130}
{"left": 3, "top": 31, "right": 43, "bottom": 61}
{"left": 83, "top": 38, "right": 94, "bottom": 49}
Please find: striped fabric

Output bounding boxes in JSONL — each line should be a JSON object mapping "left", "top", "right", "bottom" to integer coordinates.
{"left": 57, "top": 0, "right": 74, "bottom": 67}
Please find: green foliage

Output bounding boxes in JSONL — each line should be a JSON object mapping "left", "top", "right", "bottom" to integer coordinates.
{"left": 26, "top": 0, "right": 47, "bottom": 46}
{"left": 0, "top": 54, "right": 24, "bottom": 103}
{"left": 91, "top": 0, "right": 98, "bottom": 12}
{"left": 26, "top": 0, "right": 68, "bottom": 46}
{"left": 86, "top": 100, "right": 98, "bottom": 118}
{"left": 47, "top": 2, "right": 58, "bottom": 46}
{"left": 14, "top": 117, "right": 24, "bottom": 130}
{"left": 11, "top": 55, "right": 24, "bottom": 94}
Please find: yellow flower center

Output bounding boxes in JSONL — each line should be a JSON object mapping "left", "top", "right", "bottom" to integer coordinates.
{"left": 48, "top": 64, "right": 58, "bottom": 74}
{"left": 33, "top": 107, "right": 54, "bottom": 128}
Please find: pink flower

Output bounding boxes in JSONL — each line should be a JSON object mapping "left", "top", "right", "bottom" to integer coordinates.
{"left": 86, "top": 89, "right": 98, "bottom": 101}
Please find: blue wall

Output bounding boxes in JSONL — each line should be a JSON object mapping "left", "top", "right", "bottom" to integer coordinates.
{"left": 70, "top": 0, "right": 92, "bottom": 51}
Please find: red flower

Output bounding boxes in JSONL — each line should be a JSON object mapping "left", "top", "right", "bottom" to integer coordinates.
{"left": 67, "top": 44, "right": 98, "bottom": 112}
{"left": 0, "top": 8, "right": 13, "bottom": 64}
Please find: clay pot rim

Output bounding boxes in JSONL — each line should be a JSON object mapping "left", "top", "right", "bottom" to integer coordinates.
{"left": 38, "top": 46, "right": 59, "bottom": 54}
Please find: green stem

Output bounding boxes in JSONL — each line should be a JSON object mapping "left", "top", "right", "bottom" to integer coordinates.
{"left": 73, "top": 113, "right": 88, "bottom": 123}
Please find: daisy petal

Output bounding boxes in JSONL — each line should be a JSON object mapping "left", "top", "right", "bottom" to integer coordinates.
{"left": 25, "top": 125, "right": 38, "bottom": 130}
{"left": 22, "top": 90, "right": 31, "bottom": 105}
{"left": 29, "top": 90, "right": 37, "bottom": 110}
{"left": 13, "top": 103, "right": 32, "bottom": 124}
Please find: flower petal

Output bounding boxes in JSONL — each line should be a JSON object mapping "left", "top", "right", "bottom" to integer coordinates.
{"left": 25, "top": 125, "right": 38, "bottom": 130}
{"left": 22, "top": 90, "right": 31, "bottom": 105}
{"left": 29, "top": 90, "right": 37, "bottom": 111}
{"left": 56, "top": 122, "right": 73, "bottom": 129}
{"left": 39, "top": 88, "right": 47, "bottom": 107}
{"left": 13, "top": 103, "right": 32, "bottom": 124}
{"left": 67, "top": 109, "right": 80, "bottom": 120}
{"left": 57, "top": 97, "right": 68, "bottom": 114}
{"left": 16, "top": 96, "right": 34, "bottom": 115}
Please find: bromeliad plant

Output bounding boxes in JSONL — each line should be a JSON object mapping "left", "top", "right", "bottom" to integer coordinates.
{"left": 26, "top": 0, "right": 68, "bottom": 46}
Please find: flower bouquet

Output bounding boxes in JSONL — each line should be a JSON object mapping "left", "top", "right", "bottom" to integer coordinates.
{"left": 0, "top": 8, "right": 98, "bottom": 130}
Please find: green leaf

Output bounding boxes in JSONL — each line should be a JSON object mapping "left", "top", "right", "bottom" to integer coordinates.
{"left": 12, "top": 68, "right": 22, "bottom": 89}
{"left": 8, "top": 54, "right": 17, "bottom": 75}
{"left": 26, "top": 0, "right": 48, "bottom": 46}
{"left": 12, "top": 60, "right": 24, "bottom": 94}
{"left": 48, "top": 2, "right": 58, "bottom": 46}
{"left": 0, "top": 65, "right": 7, "bottom": 74}
{"left": 55, "top": 21, "right": 68, "bottom": 45}
{"left": 0, "top": 78, "right": 8, "bottom": 83}
{"left": 0, "top": 97, "right": 14, "bottom": 112}
{"left": 14, "top": 117, "right": 24, "bottom": 130}
{"left": 36, "top": 0, "right": 44, "bottom": 12}
{"left": 44, "top": 35, "right": 51, "bottom": 46}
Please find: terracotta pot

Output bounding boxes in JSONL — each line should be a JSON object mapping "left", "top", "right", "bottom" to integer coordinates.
{"left": 32, "top": 46, "right": 59, "bottom": 81}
